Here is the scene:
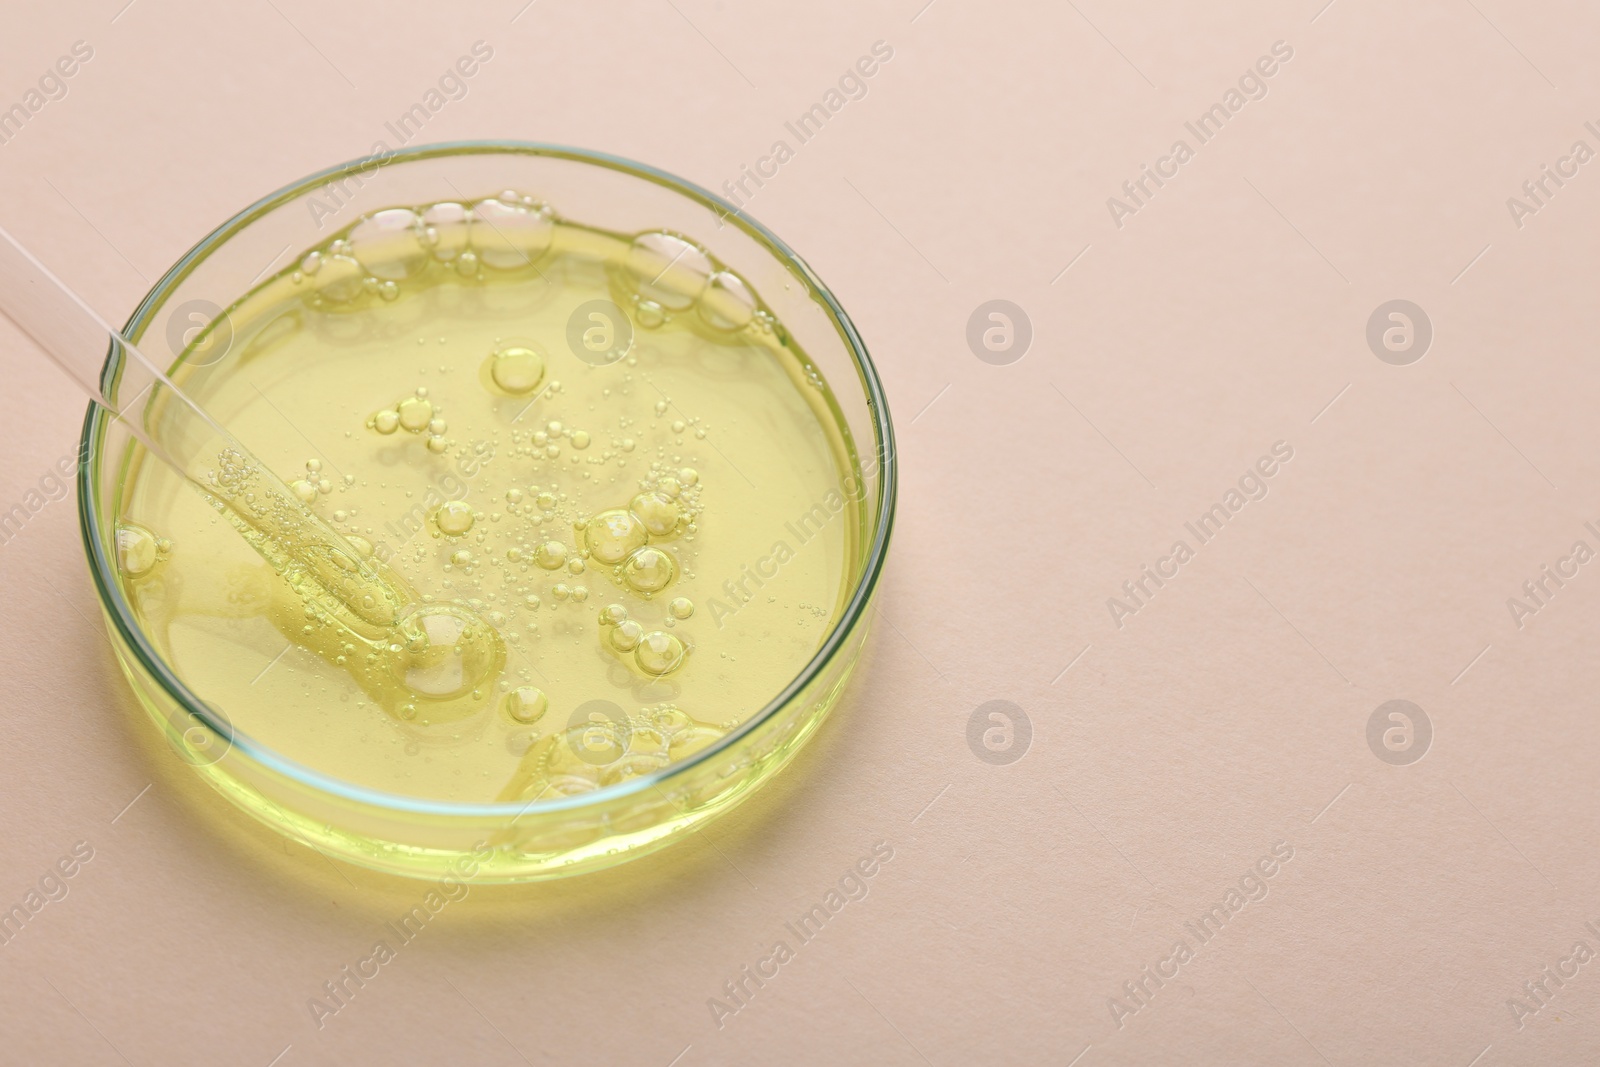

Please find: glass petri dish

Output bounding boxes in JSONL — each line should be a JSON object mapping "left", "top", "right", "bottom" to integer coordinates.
{"left": 78, "top": 143, "right": 896, "bottom": 882}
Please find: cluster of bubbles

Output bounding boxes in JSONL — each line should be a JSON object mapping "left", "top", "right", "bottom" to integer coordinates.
{"left": 623, "top": 232, "right": 759, "bottom": 335}
{"left": 507, "top": 413, "right": 594, "bottom": 467}
{"left": 580, "top": 468, "right": 699, "bottom": 596}
{"left": 518, "top": 704, "right": 727, "bottom": 797}
{"left": 597, "top": 602, "right": 689, "bottom": 677}
{"left": 287, "top": 456, "right": 340, "bottom": 505}
{"left": 291, "top": 189, "right": 772, "bottom": 363}
{"left": 293, "top": 192, "right": 555, "bottom": 308}
{"left": 575, "top": 466, "right": 704, "bottom": 677}
{"left": 368, "top": 385, "right": 450, "bottom": 454}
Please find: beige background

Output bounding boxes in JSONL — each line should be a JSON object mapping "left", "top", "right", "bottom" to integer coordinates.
{"left": 3, "top": 0, "right": 1600, "bottom": 1063}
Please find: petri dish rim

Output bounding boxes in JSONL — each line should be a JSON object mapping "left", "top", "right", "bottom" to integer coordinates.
{"left": 76, "top": 140, "right": 898, "bottom": 819}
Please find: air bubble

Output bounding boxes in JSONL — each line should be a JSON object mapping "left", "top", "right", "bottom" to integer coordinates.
{"left": 397, "top": 396, "right": 433, "bottom": 432}
{"left": 387, "top": 603, "right": 505, "bottom": 700}
{"left": 609, "top": 620, "right": 643, "bottom": 652}
{"left": 629, "top": 492, "right": 679, "bottom": 537}
{"left": 627, "top": 232, "right": 712, "bottom": 310}
{"left": 116, "top": 522, "right": 164, "bottom": 579}
{"left": 635, "top": 631, "right": 687, "bottom": 675}
{"left": 471, "top": 197, "right": 554, "bottom": 269}
{"left": 349, "top": 208, "right": 429, "bottom": 280}
{"left": 622, "top": 546, "right": 677, "bottom": 595}
{"left": 699, "top": 270, "right": 757, "bottom": 330}
{"left": 434, "top": 501, "right": 474, "bottom": 536}
{"left": 313, "top": 254, "right": 365, "bottom": 304}
{"left": 502, "top": 686, "right": 548, "bottom": 724}
{"left": 421, "top": 202, "right": 470, "bottom": 261}
{"left": 534, "top": 541, "right": 568, "bottom": 569}
{"left": 584, "top": 509, "right": 647, "bottom": 565}
{"left": 669, "top": 597, "right": 694, "bottom": 620}
{"left": 371, "top": 409, "right": 400, "bottom": 434}
{"left": 636, "top": 301, "right": 666, "bottom": 329}
{"left": 487, "top": 343, "right": 547, "bottom": 395}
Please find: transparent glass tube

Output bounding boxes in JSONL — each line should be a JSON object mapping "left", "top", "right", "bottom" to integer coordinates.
{"left": 0, "top": 225, "right": 412, "bottom": 643}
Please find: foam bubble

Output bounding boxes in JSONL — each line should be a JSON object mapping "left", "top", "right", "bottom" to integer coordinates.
{"left": 629, "top": 492, "right": 679, "bottom": 538}
{"left": 635, "top": 630, "right": 687, "bottom": 675}
{"left": 471, "top": 197, "right": 554, "bottom": 270}
{"left": 699, "top": 270, "right": 757, "bottom": 330}
{"left": 388, "top": 603, "right": 505, "bottom": 700}
{"left": 503, "top": 686, "right": 549, "bottom": 724}
{"left": 622, "top": 546, "right": 677, "bottom": 595}
{"left": 626, "top": 233, "right": 712, "bottom": 310}
{"left": 422, "top": 202, "right": 470, "bottom": 261}
{"left": 116, "top": 522, "right": 164, "bottom": 579}
{"left": 487, "top": 343, "right": 546, "bottom": 395}
{"left": 434, "top": 501, "right": 474, "bottom": 536}
{"left": 350, "top": 208, "right": 429, "bottom": 280}
{"left": 584, "top": 509, "right": 648, "bottom": 565}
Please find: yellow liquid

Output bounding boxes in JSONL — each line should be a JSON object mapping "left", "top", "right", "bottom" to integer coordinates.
{"left": 116, "top": 193, "right": 863, "bottom": 805}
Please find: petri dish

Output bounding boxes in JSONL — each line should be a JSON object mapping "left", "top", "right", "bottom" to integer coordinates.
{"left": 78, "top": 143, "right": 896, "bottom": 882}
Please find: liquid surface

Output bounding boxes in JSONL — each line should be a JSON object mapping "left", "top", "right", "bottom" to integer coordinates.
{"left": 116, "top": 193, "right": 861, "bottom": 804}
